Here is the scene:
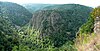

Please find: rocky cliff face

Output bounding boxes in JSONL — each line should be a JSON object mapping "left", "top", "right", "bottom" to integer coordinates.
{"left": 94, "top": 16, "right": 100, "bottom": 34}
{"left": 30, "top": 4, "right": 92, "bottom": 47}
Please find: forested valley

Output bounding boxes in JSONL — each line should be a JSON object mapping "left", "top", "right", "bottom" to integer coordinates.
{"left": 0, "top": 2, "right": 100, "bottom": 51}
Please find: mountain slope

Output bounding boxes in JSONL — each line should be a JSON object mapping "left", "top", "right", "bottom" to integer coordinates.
{"left": 0, "top": 16, "right": 18, "bottom": 51}
{"left": 30, "top": 4, "right": 93, "bottom": 47}
{"left": 0, "top": 2, "right": 32, "bottom": 26}
{"left": 75, "top": 6, "right": 100, "bottom": 51}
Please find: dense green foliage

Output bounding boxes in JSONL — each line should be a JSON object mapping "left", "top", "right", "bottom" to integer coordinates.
{"left": 0, "top": 2, "right": 32, "bottom": 51}
{"left": 12, "top": 26, "right": 77, "bottom": 51}
{"left": 79, "top": 6, "right": 100, "bottom": 34}
{"left": 79, "top": 15, "right": 94, "bottom": 34}
{"left": 31, "top": 4, "right": 92, "bottom": 47}
{"left": 91, "top": 6, "right": 100, "bottom": 19}
{"left": 0, "top": 2, "right": 32, "bottom": 26}
{"left": 0, "top": 2, "right": 93, "bottom": 51}
{"left": 0, "top": 17, "right": 19, "bottom": 51}
{"left": 75, "top": 7, "right": 100, "bottom": 51}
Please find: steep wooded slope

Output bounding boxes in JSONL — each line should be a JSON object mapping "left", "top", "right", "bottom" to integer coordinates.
{"left": 0, "top": 16, "right": 18, "bottom": 51}
{"left": 0, "top": 2, "right": 32, "bottom": 26}
{"left": 75, "top": 6, "right": 100, "bottom": 51}
{"left": 30, "top": 4, "right": 93, "bottom": 47}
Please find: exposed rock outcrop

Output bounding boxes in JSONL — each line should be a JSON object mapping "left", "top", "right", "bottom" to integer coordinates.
{"left": 94, "top": 16, "right": 100, "bottom": 34}
{"left": 30, "top": 4, "right": 92, "bottom": 47}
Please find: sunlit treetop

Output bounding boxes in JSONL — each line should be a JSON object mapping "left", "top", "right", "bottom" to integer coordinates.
{"left": 91, "top": 6, "right": 100, "bottom": 19}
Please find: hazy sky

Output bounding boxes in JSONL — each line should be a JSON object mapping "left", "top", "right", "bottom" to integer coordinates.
{"left": 0, "top": 0, "right": 100, "bottom": 7}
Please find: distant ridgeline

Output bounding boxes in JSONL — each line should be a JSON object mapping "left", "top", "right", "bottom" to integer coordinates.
{"left": 23, "top": 4, "right": 54, "bottom": 13}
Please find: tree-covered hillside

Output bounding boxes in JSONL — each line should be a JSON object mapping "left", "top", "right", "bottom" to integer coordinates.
{"left": 43, "top": 4, "right": 92, "bottom": 11}
{"left": 0, "top": 16, "right": 19, "bottom": 51}
{"left": 0, "top": 2, "right": 97, "bottom": 51}
{"left": 29, "top": 4, "right": 93, "bottom": 47}
{"left": 75, "top": 6, "right": 100, "bottom": 51}
{"left": 0, "top": 2, "right": 33, "bottom": 26}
